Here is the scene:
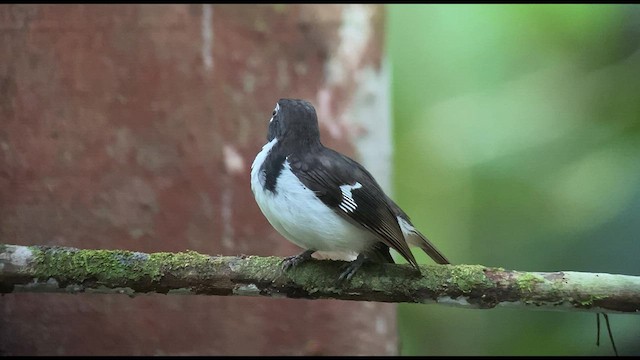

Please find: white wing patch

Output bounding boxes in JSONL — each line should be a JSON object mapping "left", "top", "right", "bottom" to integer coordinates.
{"left": 338, "top": 182, "right": 362, "bottom": 213}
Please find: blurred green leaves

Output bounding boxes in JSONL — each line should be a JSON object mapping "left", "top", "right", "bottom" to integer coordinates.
{"left": 387, "top": 4, "right": 640, "bottom": 356}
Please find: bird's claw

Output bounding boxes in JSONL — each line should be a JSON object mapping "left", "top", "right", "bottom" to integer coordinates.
{"left": 337, "top": 256, "right": 366, "bottom": 284}
{"left": 281, "top": 250, "right": 314, "bottom": 271}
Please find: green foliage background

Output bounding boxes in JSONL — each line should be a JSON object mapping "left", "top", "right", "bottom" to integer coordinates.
{"left": 386, "top": 4, "right": 640, "bottom": 356}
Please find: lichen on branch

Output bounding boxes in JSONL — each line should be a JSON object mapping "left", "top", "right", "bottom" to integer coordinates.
{"left": 1, "top": 243, "right": 639, "bottom": 315}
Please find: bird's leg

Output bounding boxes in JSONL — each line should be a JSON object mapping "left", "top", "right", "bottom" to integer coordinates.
{"left": 282, "top": 249, "right": 315, "bottom": 271}
{"left": 337, "top": 253, "right": 367, "bottom": 283}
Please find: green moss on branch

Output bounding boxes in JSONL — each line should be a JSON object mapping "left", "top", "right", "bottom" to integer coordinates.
{"left": 0, "top": 243, "right": 638, "bottom": 315}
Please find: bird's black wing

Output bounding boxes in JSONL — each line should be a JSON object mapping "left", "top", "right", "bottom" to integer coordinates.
{"left": 288, "top": 148, "right": 419, "bottom": 269}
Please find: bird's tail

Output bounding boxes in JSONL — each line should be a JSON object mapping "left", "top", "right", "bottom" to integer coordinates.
{"left": 388, "top": 197, "right": 451, "bottom": 265}
{"left": 408, "top": 229, "right": 450, "bottom": 265}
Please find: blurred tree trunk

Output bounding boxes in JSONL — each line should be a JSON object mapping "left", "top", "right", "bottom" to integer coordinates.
{"left": 0, "top": 4, "right": 394, "bottom": 355}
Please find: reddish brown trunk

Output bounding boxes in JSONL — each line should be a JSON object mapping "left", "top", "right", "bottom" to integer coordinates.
{"left": 0, "top": 4, "right": 396, "bottom": 355}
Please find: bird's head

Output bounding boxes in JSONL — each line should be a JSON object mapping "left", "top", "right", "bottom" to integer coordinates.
{"left": 267, "top": 98, "right": 321, "bottom": 148}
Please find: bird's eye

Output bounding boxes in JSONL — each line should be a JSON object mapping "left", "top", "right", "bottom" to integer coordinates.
{"left": 269, "top": 103, "right": 280, "bottom": 123}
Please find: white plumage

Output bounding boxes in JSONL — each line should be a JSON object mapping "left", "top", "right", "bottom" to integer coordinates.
{"left": 338, "top": 182, "right": 361, "bottom": 213}
{"left": 251, "top": 140, "right": 375, "bottom": 255}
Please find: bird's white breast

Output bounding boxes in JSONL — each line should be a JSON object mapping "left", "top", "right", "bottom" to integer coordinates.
{"left": 251, "top": 140, "right": 376, "bottom": 254}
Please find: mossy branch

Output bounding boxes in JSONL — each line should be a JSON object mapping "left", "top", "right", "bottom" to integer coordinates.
{"left": 1, "top": 243, "right": 639, "bottom": 314}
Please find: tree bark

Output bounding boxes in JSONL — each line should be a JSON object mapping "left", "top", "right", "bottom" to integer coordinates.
{"left": 0, "top": 4, "right": 393, "bottom": 356}
{"left": 2, "top": 244, "right": 639, "bottom": 315}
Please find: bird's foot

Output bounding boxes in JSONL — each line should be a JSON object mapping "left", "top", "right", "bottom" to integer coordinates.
{"left": 337, "top": 254, "right": 367, "bottom": 284}
{"left": 282, "top": 249, "right": 315, "bottom": 271}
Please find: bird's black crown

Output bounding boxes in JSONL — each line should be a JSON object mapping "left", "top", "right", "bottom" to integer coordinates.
{"left": 268, "top": 98, "right": 321, "bottom": 148}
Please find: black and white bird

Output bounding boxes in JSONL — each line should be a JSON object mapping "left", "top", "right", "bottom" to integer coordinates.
{"left": 250, "top": 98, "right": 450, "bottom": 281}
